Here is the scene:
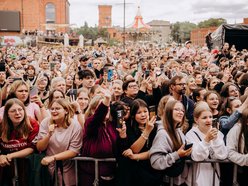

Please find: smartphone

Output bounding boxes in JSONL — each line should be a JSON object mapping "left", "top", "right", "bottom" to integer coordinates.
{"left": 30, "top": 86, "right": 38, "bottom": 96}
{"left": 107, "top": 69, "right": 113, "bottom": 82}
{"left": 23, "top": 74, "right": 28, "bottom": 80}
{"left": 145, "top": 70, "right": 150, "bottom": 78}
{"left": 212, "top": 118, "right": 218, "bottom": 128}
{"left": 0, "top": 62, "right": 5, "bottom": 72}
{"left": 50, "top": 62, "right": 56, "bottom": 71}
{"left": 116, "top": 110, "right": 124, "bottom": 128}
{"left": 13, "top": 77, "right": 22, "bottom": 82}
{"left": 149, "top": 105, "right": 156, "bottom": 119}
{"left": 69, "top": 89, "right": 77, "bottom": 99}
{"left": 184, "top": 143, "right": 193, "bottom": 150}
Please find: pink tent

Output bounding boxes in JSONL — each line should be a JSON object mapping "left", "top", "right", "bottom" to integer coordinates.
{"left": 128, "top": 6, "right": 151, "bottom": 29}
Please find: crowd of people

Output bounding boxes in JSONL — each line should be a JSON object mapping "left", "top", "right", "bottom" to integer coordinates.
{"left": 0, "top": 40, "right": 248, "bottom": 186}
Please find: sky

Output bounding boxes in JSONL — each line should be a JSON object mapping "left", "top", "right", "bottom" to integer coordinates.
{"left": 69, "top": 0, "right": 248, "bottom": 27}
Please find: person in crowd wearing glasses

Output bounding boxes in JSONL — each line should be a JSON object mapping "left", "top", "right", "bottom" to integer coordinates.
{"left": 186, "top": 102, "right": 227, "bottom": 186}
{"left": 0, "top": 98, "right": 39, "bottom": 185}
{"left": 169, "top": 75, "right": 194, "bottom": 132}
{"left": 150, "top": 100, "right": 191, "bottom": 186}
{"left": 36, "top": 99, "right": 82, "bottom": 186}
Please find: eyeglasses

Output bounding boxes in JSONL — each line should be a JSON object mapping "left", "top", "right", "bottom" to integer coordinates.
{"left": 175, "top": 83, "right": 186, "bottom": 87}
{"left": 173, "top": 108, "right": 185, "bottom": 113}
{"left": 128, "top": 84, "right": 138, "bottom": 89}
{"left": 8, "top": 108, "right": 24, "bottom": 114}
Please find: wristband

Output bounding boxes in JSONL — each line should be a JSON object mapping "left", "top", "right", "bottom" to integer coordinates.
{"left": 141, "top": 133, "right": 148, "bottom": 140}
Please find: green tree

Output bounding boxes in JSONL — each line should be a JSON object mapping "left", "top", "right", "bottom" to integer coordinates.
{"left": 171, "top": 22, "right": 197, "bottom": 43}
{"left": 198, "top": 18, "right": 227, "bottom": 28}
{"left": 73, "top": 22, "right": 109, "bottom": 41}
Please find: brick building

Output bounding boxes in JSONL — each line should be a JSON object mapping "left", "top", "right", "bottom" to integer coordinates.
{"left": 0, "top": 0, "right": 70, "bottom": 36}
{"left": 191, "top": 27, "right": 217, "bottom": 46}
{"left": 191, "top": 18, "right": 248, "bottom": 46}
{"left": 98, "top": 5, "right": 112, "bottom": 28}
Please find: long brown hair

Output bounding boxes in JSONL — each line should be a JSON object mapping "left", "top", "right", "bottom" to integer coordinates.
{"left": 162, "top": 100, "right": 185, "bottom": 151}
{"left": 1, "top": 98, "right": 32, "bottom": 142}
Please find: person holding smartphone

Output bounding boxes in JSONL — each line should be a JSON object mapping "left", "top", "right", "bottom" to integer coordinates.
{"left": 150, "top": 100, "right": 191, "bottom": 186}
{"left": 185, "top": 102, "right": 227, "bottom": 186}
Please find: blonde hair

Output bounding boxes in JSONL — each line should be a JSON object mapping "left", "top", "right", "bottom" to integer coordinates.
{"left": 193, "top": 101, "right": 211, "bottom": 120}
{"left": 84, "top": 95, "right": 104, "bottom": 119}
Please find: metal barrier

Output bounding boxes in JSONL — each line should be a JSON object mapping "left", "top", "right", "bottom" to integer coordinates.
{"left": 9, "top": 156, "right": 238, "bottom": 186}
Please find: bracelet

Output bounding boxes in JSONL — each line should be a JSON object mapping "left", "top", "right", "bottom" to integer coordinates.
{"left": 141, "top": 133, "right": 148, "bottom": 140}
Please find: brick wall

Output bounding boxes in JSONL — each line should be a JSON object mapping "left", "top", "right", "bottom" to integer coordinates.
{"left": 0, "top": 0, "right": 69, "bottom": 36}
{"left": 191, "top": 27, "right": 217, "bottom": 46}
{"left": 98, "top": 5, "right": 112, "bottom": 28}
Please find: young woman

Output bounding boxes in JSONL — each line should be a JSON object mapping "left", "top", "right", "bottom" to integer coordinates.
{"left": 111, "top": 79, "right": 123, "bottom": 103}
{"left": 150, "top": 100, "right": 191, "bottom": 186}
{"left": 79, "top": 90, "right": 118, "bottom": 186}
{"left": 218, "top": 96, "right": 248, "bottom": 138}
{"left": 36, "top": 73, "right": 50, "bottom": 104}
{"left": 226, "top": 108, "right": 248, "bottom": 186}
{"left": 0, "top": 80, "right": 47, "bottom": 123}
{"left": 186, "top": 102, "right": 228, "bottom": 186}
{"left": 204, "top": 91, "right": 220, "bottom": 119}
{"left": 36, "top": 99, "right": 82, "bottom": 186}
{"left": 116, "top": 99, "right": 159, "bottom": 186}
{"left": 0, "top": 98, "right": 39, "bottom": 185}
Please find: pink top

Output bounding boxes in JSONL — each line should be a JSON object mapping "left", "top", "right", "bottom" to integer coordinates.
{"left": 36, "top": 117, "right": 82, "bottom": 185}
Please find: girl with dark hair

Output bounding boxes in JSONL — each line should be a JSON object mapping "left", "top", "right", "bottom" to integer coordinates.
{"left": 36, "top": 73, "right": 50, "bottom": 104}
{"left": 119, "top": 98, "right": 160, "bottom": 186}
{"left": 0, "top": 98, "right": 39, "bottom": 185}
{"left": 150, "top": 100, "right": 190, "bottom": 186}
{"left": 227, "top": 108, "right": 248, "bottom": 186}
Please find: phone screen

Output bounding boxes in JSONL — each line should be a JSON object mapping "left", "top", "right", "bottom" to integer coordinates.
{"left": 149, "top": 105, "right": 156, "bottom": 119}
{"left": 30, "top": 86, "right": 38, "bottom": 96}
{"left": 116, "top": 110, "right": 124, "bottom": 128}
{"left": 0, "top": 62, "right": 5, "bottom": 72}
{"left": 69, "top": 89, "right": 77, "bottom": 99}
{"left": 50, "top": 62, "right": 56, "bottom": 71}
{"left": 184, "top": 143, "right": 193, "bottom": 150}
{"left": 107, "top": 69, "right": 113, "bottom": 82}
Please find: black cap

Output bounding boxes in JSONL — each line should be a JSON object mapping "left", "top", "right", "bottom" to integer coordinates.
{"left": 79, "top": 55, "right": 89, "bottom": 62}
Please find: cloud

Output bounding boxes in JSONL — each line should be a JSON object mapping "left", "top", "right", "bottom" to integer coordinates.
{"left": 69, "top": 0, "right": 248, "bottom": 27}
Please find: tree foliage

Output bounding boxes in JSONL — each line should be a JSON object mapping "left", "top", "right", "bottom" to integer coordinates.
{"left": 171, "top": 22, "right": 197, "bottom": 43}
{"left": 198, "top": 18, "right": 227, "bottom": 28}
{"left": 73, "top": 22, "right": 109, "bottom": 40}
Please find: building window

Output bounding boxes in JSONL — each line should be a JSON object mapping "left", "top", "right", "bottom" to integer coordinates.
{"left": 46, "top": 3, "right": 56, "bottom": 24}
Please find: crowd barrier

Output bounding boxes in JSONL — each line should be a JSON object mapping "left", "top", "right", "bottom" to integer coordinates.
{"left": 7, "top": 155, "right": 238, "bottom": 186}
